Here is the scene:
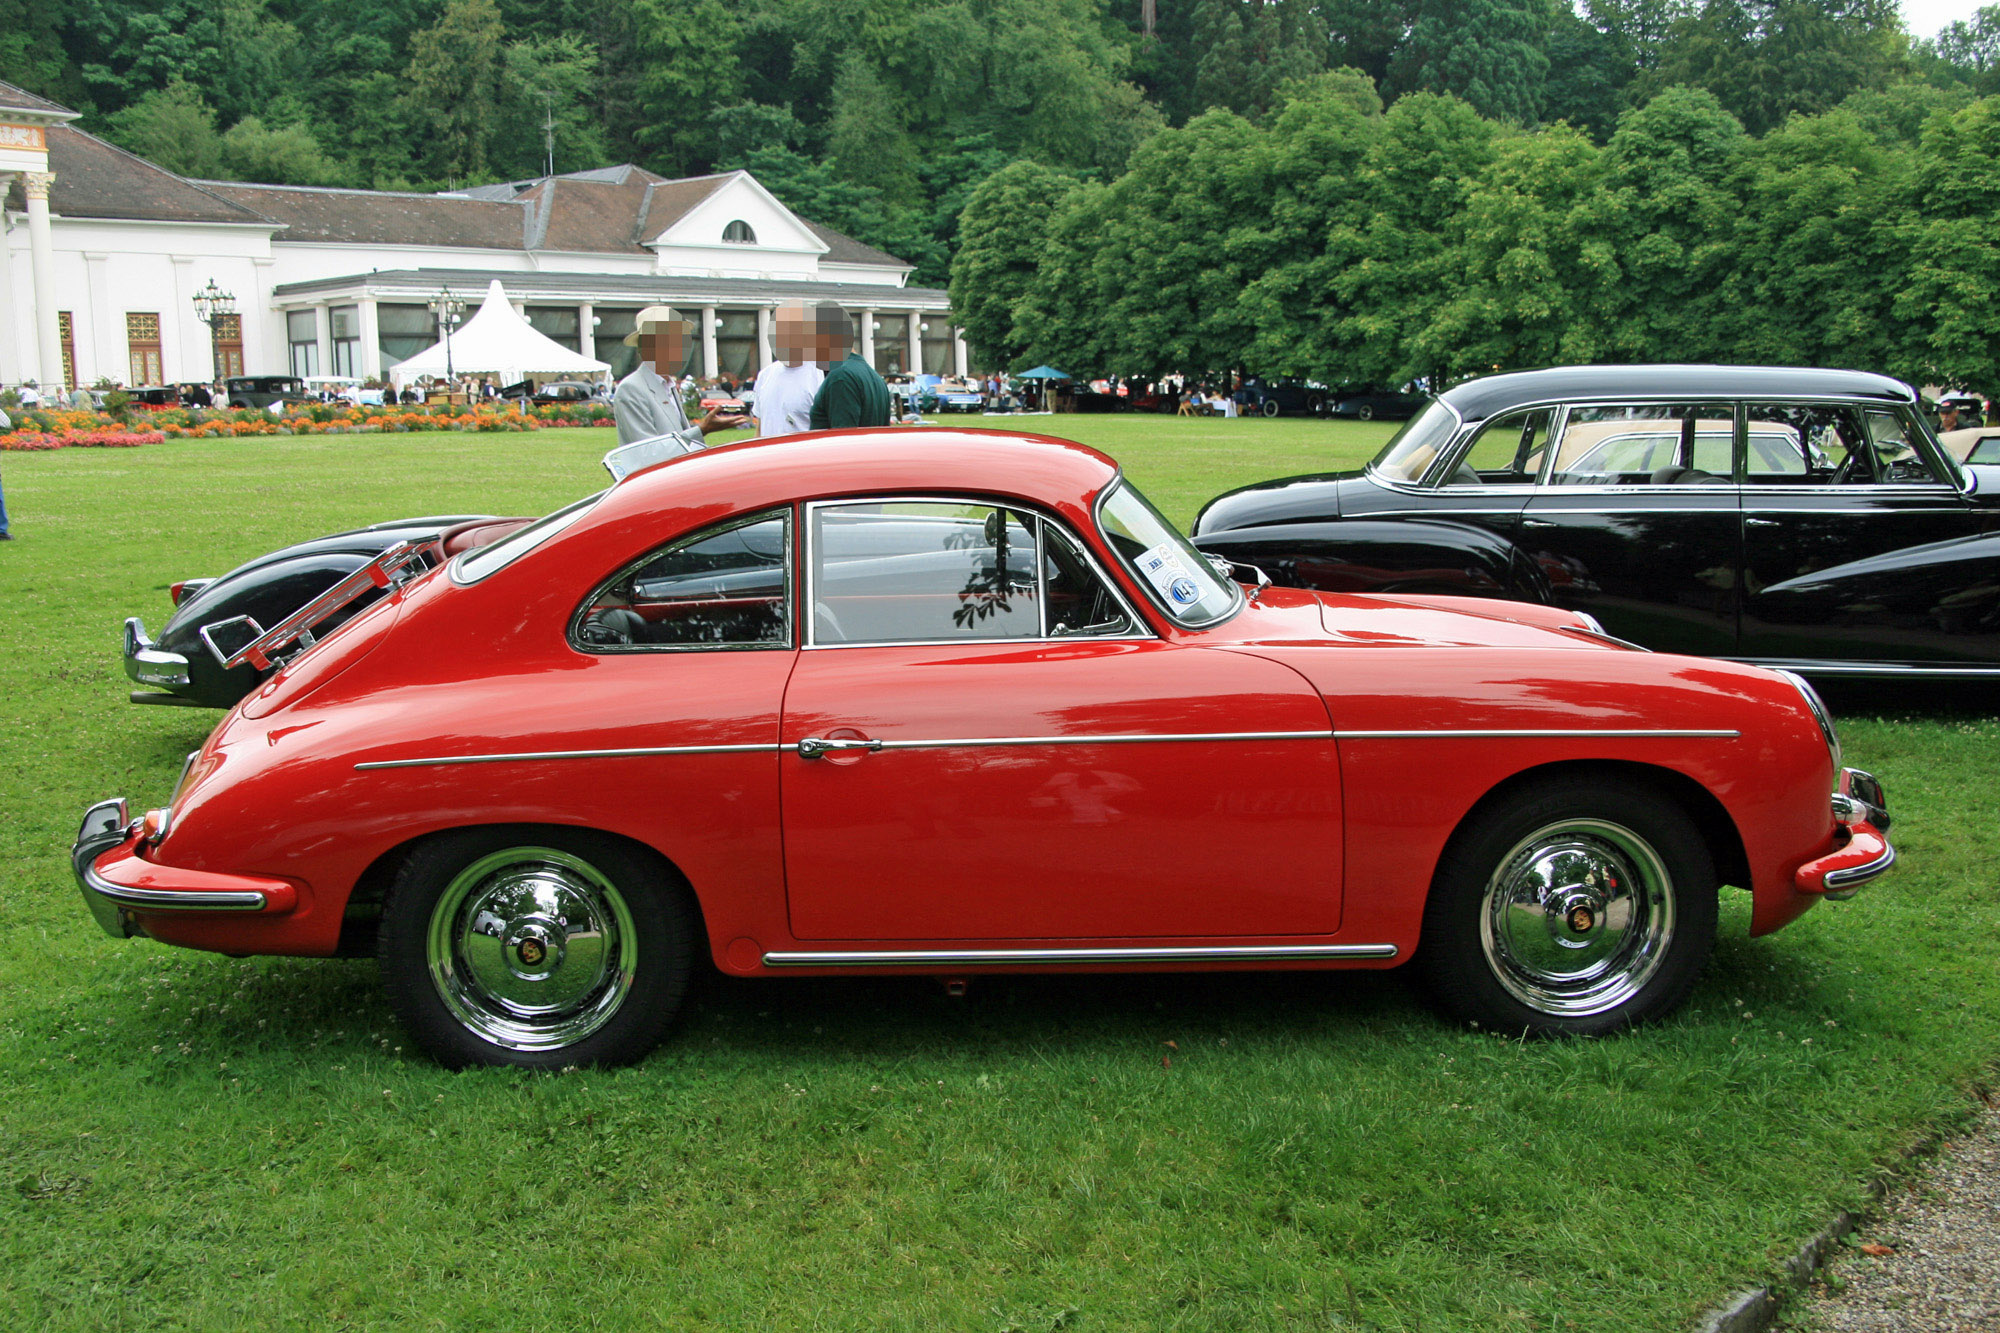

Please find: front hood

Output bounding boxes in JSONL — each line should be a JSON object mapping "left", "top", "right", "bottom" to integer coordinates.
{"left": 1316, "top": 591, "right": 1606, "bottom": 651}
{"left": 1192, "top": 472, "right": 1356, "bottom": 535}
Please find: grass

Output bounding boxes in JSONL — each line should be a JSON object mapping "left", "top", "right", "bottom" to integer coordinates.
{"left": 2, "top": 418, "right": 1997, "bottom": 1331}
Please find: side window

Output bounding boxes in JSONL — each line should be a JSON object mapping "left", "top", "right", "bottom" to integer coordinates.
{"left": 811, "top": 501, "right": 1137, "bottom": 645}
{"left": 1444, "top": 408, "right": 1550, "bottom": 486}
{"left": 1548, "top": 404, "right": 1730, "bottom": 486}
{"left": 1744, "top": 404, "right": 1865, "bottom": 483}
{"left": 573, "top": 509, "right": 790, "bottom": 650}
{"left": 1862, "top": 410, "right": 1948, "bottom": 484}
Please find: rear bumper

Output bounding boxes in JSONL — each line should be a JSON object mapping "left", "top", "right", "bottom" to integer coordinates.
{"left": 1793, "top": 768, "right": 1896, "bottom": 901}
{"left": 72, "top": 797, "right": 296, "bottom": 939}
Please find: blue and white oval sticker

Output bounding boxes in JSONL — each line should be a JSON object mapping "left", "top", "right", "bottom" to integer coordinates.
{"left": 1168, "top": 576, "right": 1200, "bottom": 605}
{"left": 1137, "top": 541, "right": 1203, "bottom": 611}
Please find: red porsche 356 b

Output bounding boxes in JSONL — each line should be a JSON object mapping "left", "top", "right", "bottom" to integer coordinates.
{"left": 74, "top": 430, "right": 1893, "bottom": 1067}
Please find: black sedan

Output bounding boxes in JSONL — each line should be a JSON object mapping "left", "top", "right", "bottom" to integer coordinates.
{"left": 1192, "top": 364, "right": 2000, "bottom": 679}
{"left": 1325, "top": 388, "right": 1426, "bottom": 421}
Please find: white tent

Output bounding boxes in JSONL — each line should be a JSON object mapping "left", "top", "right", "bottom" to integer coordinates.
{"left": 388, "top": 279, "right": 612, "bottom": 386}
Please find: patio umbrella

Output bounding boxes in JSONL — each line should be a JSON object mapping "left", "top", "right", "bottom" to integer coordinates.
{"left": 1017, "top": 366, "right": 1072, "bottom": 380}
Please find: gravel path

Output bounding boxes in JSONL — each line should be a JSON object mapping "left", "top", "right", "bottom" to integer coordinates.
{"left": 1795, "top": 1095, "right": 2000, "bottom": 1332}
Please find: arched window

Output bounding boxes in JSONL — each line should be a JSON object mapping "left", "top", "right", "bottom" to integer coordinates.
{"left": 722, "top": 220, "right": 756, "bottom": 244}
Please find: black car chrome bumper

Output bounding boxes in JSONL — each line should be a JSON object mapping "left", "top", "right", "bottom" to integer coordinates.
{"left": 124, "top": 617, "right": 191, "bottom": 692}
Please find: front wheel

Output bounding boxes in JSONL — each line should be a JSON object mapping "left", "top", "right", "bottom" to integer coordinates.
{"left": 379, "top": 829, "right": 697, "bottom": 1067}
{"left": 1357, "top": 404, "right": 1375, "bottom": 421}
{"left": 1416, "top": 778, "right": 1717, "bottom": 1037}
{"left": 1260, "top": 399, "right": 1281, "bottom": 418}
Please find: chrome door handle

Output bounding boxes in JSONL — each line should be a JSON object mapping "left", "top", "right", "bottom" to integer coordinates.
{"left": 1521, "top": 518, "right": 1559, "bottom": 530}
{"left": 796, "top": 736, "right": 883, "bottom": 760}
{"left": 1745, "top": 517, "right": 1781, "bottom": 528}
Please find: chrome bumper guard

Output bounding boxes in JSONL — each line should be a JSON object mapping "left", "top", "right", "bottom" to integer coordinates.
{"left": 123, "top": 617, "right": 191, "bottom": 689}
{"left": 72, "top": 797, "right": 270, "bottom": 939}
{"left": 1823, "top": 768, "right": 1895, "bottom": 901}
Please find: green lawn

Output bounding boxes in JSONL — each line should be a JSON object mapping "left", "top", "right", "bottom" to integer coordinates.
{"left": 2, "top": 420, "right": 1996, "bottom": 1331}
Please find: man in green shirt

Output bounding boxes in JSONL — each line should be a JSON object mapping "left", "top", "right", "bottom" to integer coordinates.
{"left": 807, "top": 303, "right": 892, "bottom": 429}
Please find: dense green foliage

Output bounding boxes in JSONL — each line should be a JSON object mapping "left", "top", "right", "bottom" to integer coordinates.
{"left": 4, "top": 425, "right": 2000, "bottom": 1330}
{"left": 959, "top": 71, "right": 2000, "bottom": 391}
{"left": 7, "top": 0, "right": 2000, "bottom": 295}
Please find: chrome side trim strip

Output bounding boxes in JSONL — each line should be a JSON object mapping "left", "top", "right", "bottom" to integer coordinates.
{"left": 79, "top": 863, "right": 268, "bottom": 913}
{"left": 356, "top": 742, "right": 789, "bottom": 770}
{"left": 763, "top": 943, "right": 1401, "bottom": 967}
{"left": 356, "top": 727, "right": 1740, "bottom": 770}
{"left": 1737, "top": 660, "right": 2000, "bottom": 678}
{"left": 1330, "top": 728, "right": 1739, "bottom": 739}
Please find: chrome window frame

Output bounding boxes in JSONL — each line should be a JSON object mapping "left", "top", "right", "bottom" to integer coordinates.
{"left": 1092, "top": 479, "right": 1243, "bottom": 629}
{"left": 452, "top": 489, "right": 608, "bottom": 586}
{"left": 1362, "top": 398, "right": 1465, "bottom": 493}
{"left": 803, "top": 495, "right": 1151, "bottom": 651}
{"left": 566, "top": 507, "right": 795, "bottom": 655}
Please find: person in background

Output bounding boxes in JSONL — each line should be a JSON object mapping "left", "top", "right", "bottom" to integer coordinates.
{"left": 750, "top": 302, "right": 824, "bottom": 437}
{"left": 69, "top": 384, "right": 90, "bottom": 409}
{"left": 0, "top": 403, "right": 12, "bottom": 539}
{"left": 18, "top": 381, "right": 38, "bottom": 409}
{"left": 807, "top": 304, "right": 891, "bottom": 429}
{"left": 613, "top": 304, "right": 744, "bottom": 446}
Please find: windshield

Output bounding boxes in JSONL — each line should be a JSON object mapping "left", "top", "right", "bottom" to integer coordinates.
{"left": 1096, "top": 480, "right": 1240, "bottom": 626}
{"left": 453, "top": 489, "right": 607, "bottom": 584}
{"left": 1367, "top": 398, "right": 1459, "bottom": 483}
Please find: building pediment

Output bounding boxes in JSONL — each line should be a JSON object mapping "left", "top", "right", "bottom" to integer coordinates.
{"left": 647, "top": 172, "right": 827, "bottom": 256}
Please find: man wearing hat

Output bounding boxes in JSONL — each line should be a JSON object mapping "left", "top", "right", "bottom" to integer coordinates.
{"left": 613, "top": 305, "right": 745, "bottom": 446}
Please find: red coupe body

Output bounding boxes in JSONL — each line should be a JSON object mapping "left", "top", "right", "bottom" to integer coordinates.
{"left": 75, "top": 429, "right": 1892, "bottom": 1065}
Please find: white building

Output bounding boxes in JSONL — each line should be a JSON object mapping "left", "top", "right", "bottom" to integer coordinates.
{"left": 0, "top": 79, "right": 971, "bottom": 392}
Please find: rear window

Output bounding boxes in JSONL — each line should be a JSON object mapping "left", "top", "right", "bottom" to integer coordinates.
{"left": 453, "top": 489, "right": 606, "bottom": 584}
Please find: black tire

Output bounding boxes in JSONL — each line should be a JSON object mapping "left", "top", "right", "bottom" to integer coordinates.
{"left": 1357, "top": 403, "right": 1375, "bottom": 421}
{"left": 379, "top": 827, "right": 697, "bottom": 1068}
{"left": 1306, "top": 395, "right": 1325, "bottom": 416}
{"left": 1260, "top": 399, "right": 1281, "bottom": 418}
{"left": 1416, "top": 777, "right": 1717, "bottom": 1037}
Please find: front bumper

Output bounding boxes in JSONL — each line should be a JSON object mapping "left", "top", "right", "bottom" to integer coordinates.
{"left": 124, "top": 616, "right": 193, "bottom": 700}
{"left": 72, "top": 797, "right": 296, "bottom": 939}
{"left": 1793, "top": 768, "right": 1896, "bottom": 901}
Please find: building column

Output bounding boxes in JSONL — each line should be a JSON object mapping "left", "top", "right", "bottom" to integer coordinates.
{"left": 0, "top": 174, "right": 18, "bottom": 387}
{"left": 316, "top": 304, "right": 335, "bottom": 378}
{"left": 861, "top": 308, "right": 876, "bottom": 365}
{"left": 907, "top": 312, "right": 922, "bottom": 376}
{"left": 954, "top": 327, "right": 969, "bottom": 378}
{"left": 250, "top": 258, "right": 276, "bottom": 374}
{"left": 358, "top": 296, "right": 382, "bottom": 380}
{"left": 24, "top": 171, "right": 62, "bottom": 390}
{"left": 756, "top": 306, "right": 773, "bottom": 369}
{"left": 578, "top": 302, "right": 595, "bottom": 363}
{"left": 82, "top": 252, "right": 111, "bottom": 387}
{"left": 700, "top": 305, "right": 718, "bottom": 379}
{"left": 170, "top": 256, "right": 198, "bottom": 383}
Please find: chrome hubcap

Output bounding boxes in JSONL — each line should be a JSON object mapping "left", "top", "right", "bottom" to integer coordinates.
{"left": 426, "top": 847, "right": 637, "bottom": 1051}
{"left": 1479, "top": 818, "right": 1675, "bottom": 1017}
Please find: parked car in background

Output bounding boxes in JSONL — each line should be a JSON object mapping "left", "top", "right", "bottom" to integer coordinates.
{"left": 77, "top": 427, "right": 1890, "bottom": 1068}
{"left": 126, "top": 385, "right": 183, "bottom": 410}
{"left": 1326, "top": 388, "right": 1426, "bottom": 421}
{"left": 503, "top": 380, "right": 601, "bottom": 404}
{"left": 224, "top": 375, "right": 307, "bottom": 410}
{"left": 120, "top": 436, "right": 708, "bottom": 709}
{"left": 1194, "top": 364, "right": 2000, "bottom": 679}
{"left": 1246, "top": 378, "right": 1330, "bottom": 417}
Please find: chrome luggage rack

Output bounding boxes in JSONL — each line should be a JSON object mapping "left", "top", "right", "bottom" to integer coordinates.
{"left": 199, "top": 538, "right": 442, "bottom": 672}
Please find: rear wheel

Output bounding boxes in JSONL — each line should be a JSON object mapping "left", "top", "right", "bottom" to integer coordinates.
{"left": 1417, "top": 778, "right": 1717, "bottom": 1036}
{"left": 1261, "top": 399, "right": 1281, "bottom": 418}
{"left": 1357, "top": 403, "right": 1375, "bottom": 421}
{"left": 379, "top": 829, "right": 696, "bottom": 1067}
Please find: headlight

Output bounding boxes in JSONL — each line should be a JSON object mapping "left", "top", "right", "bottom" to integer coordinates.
{"left": 1775, "top": 670, "right": 1841, "bottom": 773}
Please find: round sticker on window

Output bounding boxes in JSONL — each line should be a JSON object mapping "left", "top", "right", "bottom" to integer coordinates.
{"left": 1168, "top": 576, "right": 1200, "bottom": 605}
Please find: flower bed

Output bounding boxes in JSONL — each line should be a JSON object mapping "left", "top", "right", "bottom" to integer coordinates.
{"left": 0, "top": 402, "right": 563, "bottom": 450}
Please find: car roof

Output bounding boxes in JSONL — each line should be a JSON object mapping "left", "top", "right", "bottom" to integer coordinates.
{"left": 1438, "top": 365, "right": 1918, "bottom": 422}
{"left": 587, "top": 428, "right": 1123, "bottom": 531}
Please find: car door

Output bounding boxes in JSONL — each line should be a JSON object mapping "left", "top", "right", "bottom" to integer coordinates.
{"left": 780, "top": 498, "right": 1343, "bottom": 943}
{"left": 1516, "top": 401, "right": 1742, "bottom": 656}
{"left": 1737, "top": 402, "right": 2000, "bottom": 667}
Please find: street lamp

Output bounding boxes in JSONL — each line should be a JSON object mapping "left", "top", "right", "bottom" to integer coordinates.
{"left": 190, "top": 278, "right": 236, "bottom": 381}
{"left": 427, "top": 287, "right": 467, "bottom": 386}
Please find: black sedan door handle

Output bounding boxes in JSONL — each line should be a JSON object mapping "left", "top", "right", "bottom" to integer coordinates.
{"left": 1521, "top": 517, "right": 1560, "bottom": 530}
{"left": 1745, "top": 517, "right": 1781, "bottom": 528}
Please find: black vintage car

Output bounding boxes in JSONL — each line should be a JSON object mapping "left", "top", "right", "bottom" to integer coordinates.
{"left": 1325, "top": 388, "right": 1426, "bottom": 421}
{"left": 224, "top": 375, "right": 307, "bottom": 410}
{"left": 1192, "top": 364, "right": 2000, "bottom": 679}
{"left": 122, "top": 435, "right": 707, "bottom": 707}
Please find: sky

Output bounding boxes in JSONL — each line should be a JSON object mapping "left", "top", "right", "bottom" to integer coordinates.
{"left": 1901, "top": 0, "right": 1990, "bottom": 38}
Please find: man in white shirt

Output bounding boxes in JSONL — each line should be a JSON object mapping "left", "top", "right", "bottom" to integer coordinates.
{"left": 750, "top": 302, "right": 824, "bottom": 437}
{"left": 613, "top": 305, "right": 743, "bottom": 446}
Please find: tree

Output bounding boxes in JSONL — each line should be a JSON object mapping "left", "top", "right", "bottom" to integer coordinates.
{"left": 497, "top": 34, "right": 610, "bottom": 178}
{"left": 1894, "top": 97, "right": 2000, "bottom": 388}
{"left": 828, "top": 51, "right": 916, "bottom": 201}
{"left": 628, "top": 0, "right": 743, "bottom": 176}
{"left": 220, "top": 116, "right": 344, "bottom": 185}
{"left": 402, "top": 0, "right": 506, "bottom": 184}
{"left": 1190, "top": 0, "right": 1329, "bottom": 121}
{"left": 1638, "top": 0, "right": 1907, "bottom": 136}
{"left": 1386, "top": 0, "right": 1554, "bottom": 124}
{"left": 950, "top": 159, "right": 1083, "bottom": 367}
{"left": 1541, "top": 7, "right": 1633, "bottom": 139}
{"left": 106, "top": 78, "right": 224, "bottom": 178}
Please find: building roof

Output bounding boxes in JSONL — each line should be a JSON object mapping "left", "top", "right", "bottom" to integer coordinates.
{"left": 0, "top": 80, "right": 76, "bottom": 118}
{"left": 270, "top": 267, "right": 951, "bottom": 310}
{"left": 197, "top": 179, "right": 533, "bottom": 249}
{"left": 804, "top": 220, "right": 906, "bottom": 268}
{"left": 9, "top": 123, "right": 271, "bottom": 225}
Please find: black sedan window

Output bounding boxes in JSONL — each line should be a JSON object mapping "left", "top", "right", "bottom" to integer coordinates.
{"left": 1548, "top": 405, "right": 1731, "bottom": 486}
{"left": 1444, "top": 408, "right": 1551, "bottom": 486}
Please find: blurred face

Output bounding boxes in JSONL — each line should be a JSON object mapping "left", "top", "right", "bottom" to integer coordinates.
{"left": 637, "top": 322, "right": 692, "bottom": 375}
{"left": 774, "top": 305, "right": 807, "bottom": 365}
{"left": 805, "top": 310, "right": 851, "bottom": 366}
